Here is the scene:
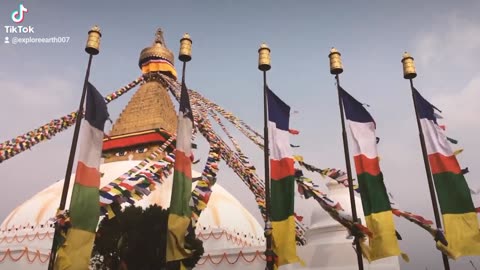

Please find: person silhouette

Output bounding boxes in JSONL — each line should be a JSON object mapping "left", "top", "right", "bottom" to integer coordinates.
{"left": 4, "top": 37, "right": 9, "bottom": 44}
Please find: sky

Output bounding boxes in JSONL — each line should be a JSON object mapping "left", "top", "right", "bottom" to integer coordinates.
{"left": 0, "top": 0, "right": 480, "bottom": 269}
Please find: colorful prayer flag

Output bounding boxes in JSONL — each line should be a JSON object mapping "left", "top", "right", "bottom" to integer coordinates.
{"left": 413, "top": 88, "right": 480, "bottom": 259}
{"left": 166, "top": 82, "right": 194, "bottom": 262}
{"left": 267, "top": 87, "right": 303, "bottom": 267}
{"left": 55, "top": 83, "right": 109, "bottom": 270}
{"left": 340, "top": 87, "right": 402, "bottom": 261}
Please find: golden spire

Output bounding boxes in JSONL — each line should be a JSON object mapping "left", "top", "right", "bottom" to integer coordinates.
{"left": 139, "top": 28, "right": 175, "bottom": 68}
{"left": 103, "top": 28, "right": 179, "bottom": 162}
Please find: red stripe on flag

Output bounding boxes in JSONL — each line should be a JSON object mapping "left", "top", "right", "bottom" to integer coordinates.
{"left": 270, "top": 158, "right": 295, "bottom": 180}
{"left": 119, "top": 183, "right": 134, "bottom": 190}
{"left": 353, "top": 155, "right": 380, "bottom": 176}
{"left": 428, "top": 153, "right": 461, "bottom": 174}
{"left": 174, "top": 150, "right": 192, "bottom": 179}
{"left": 75, "top": 161, "right": 100, "bottom": 188}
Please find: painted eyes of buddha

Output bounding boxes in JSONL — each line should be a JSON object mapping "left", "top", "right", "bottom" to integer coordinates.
{"left": 114, "top": 147, "right": 149, "bottom": 157}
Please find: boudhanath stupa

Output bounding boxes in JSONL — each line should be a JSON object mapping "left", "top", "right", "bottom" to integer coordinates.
{"left": 0, "top": 28, "right": 401, "bottom": 270}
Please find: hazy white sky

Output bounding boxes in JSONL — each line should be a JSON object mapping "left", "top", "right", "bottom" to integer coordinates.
{"left": 0, "top": 1, "right": 479, "bottom": 269}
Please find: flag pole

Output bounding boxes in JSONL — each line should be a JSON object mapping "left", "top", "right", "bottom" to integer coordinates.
{"left": 328, "top": 47, "right": 364, "bottom": 270}
{"left": 401, "top": 52, "right": 450, "bottom": 270}
{"left": 258, "top": 43, "right": 274, "bottom": 270}
{"left": 47, "top": 25, "right": 102, "bottom": 270}
{"left": 164, "top": 33, "right": 193, "bottom": 270}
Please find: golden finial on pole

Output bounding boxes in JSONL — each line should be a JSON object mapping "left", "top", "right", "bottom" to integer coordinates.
{"left": 85, "top": 25, "right": 101, "bottom": 55}
{"left": 179, "top": 33, "right": 192, "bottom": 62}
{"left": 328, "top": 47, "right": 343, "bottom": 75}
{"left": 401, "top": 52, "right": 417, "bottom": 79}
{"left": 258, "top": 43, "right": 271, "bottom": 71}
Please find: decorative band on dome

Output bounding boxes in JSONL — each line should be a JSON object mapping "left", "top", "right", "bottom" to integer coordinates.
{"left": 140, "top": 56, "right": 177, "bottom": 79}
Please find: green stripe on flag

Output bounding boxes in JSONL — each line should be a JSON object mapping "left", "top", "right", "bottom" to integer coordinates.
{"left": 271, "top": 175, "right": 295, "bottom": 221}
{"left": 169, "top": 170, "right": 192, "bottom": 216}
{"left": 358, "top": 172, "right": 391, "bottom": 216}
{"left": 434, "top": 172, "right": 475, "bottom": 214}
{"left": 69, "top": 183, "right": 100, "bottom": 232}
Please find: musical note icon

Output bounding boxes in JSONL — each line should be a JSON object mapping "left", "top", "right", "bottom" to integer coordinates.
{"left": 11, "top": 4, "right": 28, "bottom": 23}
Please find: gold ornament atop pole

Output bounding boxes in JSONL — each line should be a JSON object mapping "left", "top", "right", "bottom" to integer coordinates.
{"left": 401, "top": 52, "right": 417, "bottom": 79}
{"left": 258, "top": 43, "right": 271, "bottom": 71}
{"left": 329, "top": 47, "right": 343, "bottom": 75}
{"left": 179, "top": 33, "right": 192, "bottom": 62}
{"left": 85, "top": 25, "right": 101, "bottom": 55}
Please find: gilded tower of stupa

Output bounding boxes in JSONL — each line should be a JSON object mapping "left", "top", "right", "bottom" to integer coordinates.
{"left": 102, "top": 29, "right": 179, "bottom": 163}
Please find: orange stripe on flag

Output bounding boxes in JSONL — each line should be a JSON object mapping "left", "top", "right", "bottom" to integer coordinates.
{"left": 428, "top": 153, "right": 461, "bottom": 174}
{"left": 174, "top": 150, "right": 192, "bottom": 179}
{"left": 271, "top": 158, "right": 295, "bottom": 180}
{"left": 353, "top": 155, "right": 380, "bottom": 176}
{"left": 75, "top": 161, "right": 100, "bottom": 188}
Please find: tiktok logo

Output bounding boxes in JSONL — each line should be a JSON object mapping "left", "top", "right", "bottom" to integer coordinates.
{"left": 11, "top": 4, "right": 28, "bottom": 23}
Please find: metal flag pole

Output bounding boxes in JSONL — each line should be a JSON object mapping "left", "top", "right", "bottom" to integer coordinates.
{"left": 401, "top": 52, "right": 450, "bottom": 270}
{"left": 328, "top": 47, "right": 364, "bottom": 270}
{"left": 164, "top": 32, "right": 193, "bottom": 270}
{"left": 258, "top": 43, "right": 274, "bottom": 270}
{"left": 47, "top": 25, "right": 102, "bottom": 270}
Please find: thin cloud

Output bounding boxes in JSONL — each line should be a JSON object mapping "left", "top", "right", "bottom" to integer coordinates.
{"left": 414, "top": 13, "right": 480, "bottom": 69}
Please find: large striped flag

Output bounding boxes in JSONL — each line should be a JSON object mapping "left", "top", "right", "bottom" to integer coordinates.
{"left": 339, "top": 87, "right": 401, "bottom": 261}
{"left": 55, "top": 83, "right": 109, "bottom": 270}
{"left": 267, "top": 87, "right": 302, "bottom": 267}
{"left": 413, "top": 88, "right": 480, "bottom": 259}
{"left": 166, "top": 82, "right": 194, "bottom": 263}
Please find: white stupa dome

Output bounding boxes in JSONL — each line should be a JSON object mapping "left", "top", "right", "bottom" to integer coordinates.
{"left": 0, "top": 160, "right": 402, "bottom": 270}
{"left": 0, "top": 160, "right": 265, "bottom": 269}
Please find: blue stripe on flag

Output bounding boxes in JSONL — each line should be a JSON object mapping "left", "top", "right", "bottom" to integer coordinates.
{"left": 85, "top": 82, "right": 109, "bottom": 131}
{"left": 412, "top": 88, "right": 440, "bottom": 123}
{"left": 267, "top": 87, "right": 290, "bottom": 131}
{"left": 339, "top": 87, "right": 374, "bottom": 123}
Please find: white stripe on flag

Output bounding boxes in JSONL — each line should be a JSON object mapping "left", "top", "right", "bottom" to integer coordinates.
{"left": 268, "top": 121, "right": 292, "bottom": 160}
{"left": 420, "top": 119, "right": 454, "bottom": 156}
{"left": 176, "top": 112, "right": 193, "bottom": 155}
{"left": 78, "top": 121, "right": 104, "bottom": 169}
{"left": 347, "top": 120, "right": 377, "bottom": 158}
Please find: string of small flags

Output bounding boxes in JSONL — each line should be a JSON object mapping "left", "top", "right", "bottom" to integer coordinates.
{"left": 191, "top": 144, "right": 222, "bottom": 224}
{"left": 295, "top": 171, "right": 372, "bottom": 239}
{"left": 292, "top": 155, "right": 359, "bottom": 192}
{"left": 0, "top": 77, "right": 144, "bottom": 164}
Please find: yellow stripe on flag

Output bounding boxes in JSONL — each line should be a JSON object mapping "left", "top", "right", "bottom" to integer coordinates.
{"left": 441, "top": 212, "right": 480, "bottom": 259}
{"left": 362, "top": 211, "right": 401, "bottom": 262}
{"left": 106, "top": 205, "right": 116, "bottom": 219}
{"left": 272, "top": 216, "right": 304, "bottom": 266}
{"left": 54, "top": 228, "right": 95, "bottom": 270}
{"left": 166, "top": 213, "right": 192, "bottom": 262}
